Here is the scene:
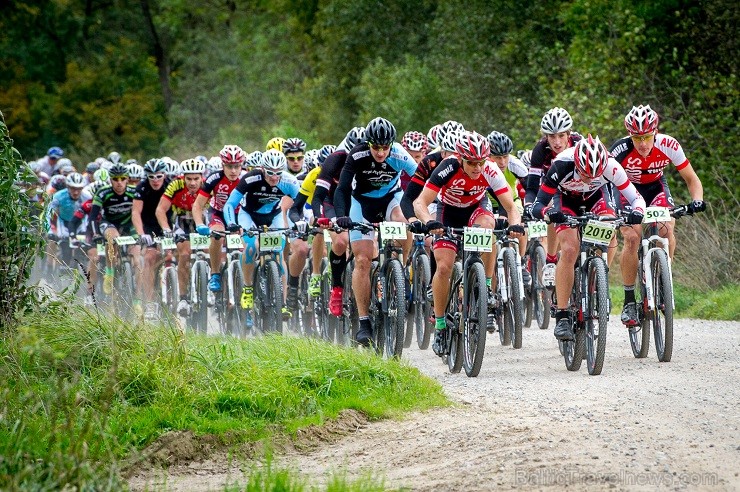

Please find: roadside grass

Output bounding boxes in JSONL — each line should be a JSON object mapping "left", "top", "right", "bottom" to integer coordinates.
{"left": 608, "top": 282, "right": 739, "bottom": 320}
{"left": 0, "top": 302, "right": 447, "bottom": 490}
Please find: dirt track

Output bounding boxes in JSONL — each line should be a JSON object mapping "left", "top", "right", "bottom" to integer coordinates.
{"left": 130, "top": 318, "right": 740, "bottom": 491}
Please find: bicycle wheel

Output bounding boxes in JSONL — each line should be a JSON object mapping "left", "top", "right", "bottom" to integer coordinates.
{"left": 319, "top": 262, "right": 336, "bottom": 342}
{"left": 291, "top": 261, "right": 310, "bottom": 336}
{"left": 413, "top": 253, "right": 433, "bottom": 350}
{"left": 503, "top": 249, "right": 524, "bottom": 349}
{"left": 402, "top": 260, "right": 415, "bottom": 349}
{"left": 165, "top": 266, "right": 179, "bottom": 318}
{"left": 446, "top": 261, "right": 464, "bottom": 374}
{"left": 115, "top": 260, "right": 135, "bottom": 318}
{"left": 383, "top": 260, "right": 406, "bottom": 359}
{"left": 497, "top": 292, "right": 511, "bottom": 347}
{"left": 651, "top": 249, "right": 673, "bottom": 362}
{"left": 264, "top": 260, "right": 283, "bottom": 333}
{"left": 531, "top": 243, "right": 551, "bottom": 330}
{"left": 462, "top": 261, "right": 487, "bottom": 377}
{"left": 228, "top": 260, "right": 245, "bottom": 337}
{"left": 341, "top": 258, "right": 358, "bottom": 345}
{"left": 585, "top": 257, "right": 609, "bottom": 375}
{"left": 629, "top": 257, "right": 651, "bottom": 358}
{"left": 194, "top": 261, "right": 209, "bottom": 334}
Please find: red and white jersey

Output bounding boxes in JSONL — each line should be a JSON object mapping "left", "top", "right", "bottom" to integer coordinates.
{"left": 425, "top": 156, "right": 510, "bottom": 208}
{"left": 609, "top": 133, "right": 690, "bottom": 185}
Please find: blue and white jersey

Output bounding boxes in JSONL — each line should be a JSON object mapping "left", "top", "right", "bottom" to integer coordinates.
{"left": 224, "top": 169, "right": 300, "bottom": 224}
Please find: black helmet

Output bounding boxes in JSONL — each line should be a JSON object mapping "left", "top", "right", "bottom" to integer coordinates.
{"left": 487, "top": 131, "right": 514, "bottom": 156}
{"left": 283, "top": 137, "right": 307, "bottom": 154}
{"left": 109, "top": 164, "right": 129, "bottom": 178}
{"left": 365, "top": 117, "right": 397, "bottom": 146}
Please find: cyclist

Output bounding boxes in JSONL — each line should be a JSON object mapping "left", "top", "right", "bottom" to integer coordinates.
{"left": 132, "top": 159, "right": 172, "bottom": 319}
{"left": 127, "top": 163, "right": 145, "bottom": 187}
{"left": 223, "top": 149, "right": 300, "bottom": 324}
{"left": 37, "top": 146, "right": 64, "bottom": 176}
{"left": 283, "top": 138, "right": 307, "bottom": 177}
{"left": 206, "top": 156, "right": 223, "bottom": 177}
{"left": 88, "top": 163, "right": 138, "bottom": 298}
{"left": 266, "top": 137, "right": 286, "bottom": 153}
{"left": 47, "top": 158, "right": 76, "bottom": 195}
{"left": 334, "top": 117, "right": 418, "bottom": 346}
{"left": 311, "top": 128, "right": 366, "bottom": 314}
{"left": 413, "top": 130, "right": 524, "bottom": 354}
{"left": 245, "top": 151, "right": 262, "bottom": 172}
{"left": 108, "top": 151, "right": 122, "bottom": 166}
{"left": 530, "top": 134, "right": 646, "bottom": 341}
{"left": 524, "top": 107, "right": 582, "bottom": 288}
{"left": 610, "top": 104, "right": 705, "bottom": 326}
{"left": 400, "top": 131, "right": 429, "bottom": 190}
{"left": 156, "top": 158, "right": 206, "bottom": 316}
{"left": 193, "top": 145, "right": 246, "bottom": 292}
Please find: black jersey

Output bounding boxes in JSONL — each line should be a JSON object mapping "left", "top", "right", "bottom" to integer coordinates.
{"left": 89, "top": 184, "right": 136, "bottom": 233}
{"left": 524, "top": 132, "right": 582, "bottom": 204}
{"left": 134, "top": 178, "right": 171, "bottom": 228}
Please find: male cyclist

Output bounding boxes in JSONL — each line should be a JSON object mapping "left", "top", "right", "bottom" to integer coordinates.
{"left": 530, "top": 135, "right": 646, "bottom": 342}
{"left": 334, "top": 117, "right": 418, "bottom": 346}
{"left": 610, "top": 105, "right": 705, "bottom": 326}
{"left": 399, "top": 131, "right": 429, "bottom": 190}
{"left": 413, "top": 130, "right": 524, "bottom": 354}
{"left": 283, "top": 138, "right": 307, "bottom": 178}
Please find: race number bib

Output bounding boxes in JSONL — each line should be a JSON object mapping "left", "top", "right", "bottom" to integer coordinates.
{"left": 463, "top": 227, "right": 494, "bottom": 253}
{"left": 582, "top": 220, "right": 616, "bottom": 246}
{"left": 527, "top": 221, "right": 548, "bottom": 238}
{"left": 96, "top": 243, "right": 105, "bottom": 257}
{"left": 323, "top": 229, "right": 332, "bottom": 243}
{"left": 380, "top": 221, "right": 407, "bottom": 240}
{"left": 226, "top": 234, "right": 243, "bottom": 250}
{"left": 259, "top": 231, "right": 283, "bottom": 252}
{"left": 159, "top": 237, "right": 176, "bottom": 250}
{"left": 644, "top": 207, "right": 671, "bottom": 224}
{"left": 115, "top": 235, "right": 136, "bottom": 246}
{"left": 189, "top": 233, "right": 210, "bottom": 250}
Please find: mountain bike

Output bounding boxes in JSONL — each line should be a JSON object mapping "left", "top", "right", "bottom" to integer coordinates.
{"left": 553, "top": 214, "right": 621, "bottom": 376}
{"left": 492, "top": 226, "right": 525, "bottom": 349}
{"left": 210, "top": 231, "right": 247, "bottom": 337}
{"left": 628, "top": 205, "right": 693, "bottom": 362}
{"left": 108, "top": 234, "right": 137, "bottom": 318}
{"left": 156, "top": 235, "right": 180, "bottom": 320}
{"left": 522, "top": 219, "right": 550, "bottom": 330}
{"left": 290, "top": 228, "right": 322, "bottom": 338}
{"left": 187, "top": 232, "right": 211, "bottom": 334}
{"left": 406, "top": 232, "right": 433, "bottom": 350}
{"left": 244, "top": 227, "right": 289, "bottom": 335}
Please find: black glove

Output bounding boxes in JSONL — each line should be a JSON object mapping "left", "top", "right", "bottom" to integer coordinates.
{"left": 425, "top": 220, "right": 444, "bottom": 233}
{"left": 688, "top": 200, "right": 706, "bottom": 213}
{"left": 523, "top": 204, "right": 534, "bottom": 220}
{"left": 507, "top": 224, "right": 525, "bottom": 235}
{"left": 626, "top": 210, "right": 644, "bottom": 225}
{"left": 226, "top": 223, "right": 241, "bottom": 233}
{"left": 162, "top": 229, "right": 174, "bottom": 239}
{"left": 408, "top": 220, "right": 426, "bottom": 234}
{"left": 46, "top": 233, "right": 57, "bottom": 242}
{"left": 92, "top": 234, "right": 104, "bottom": 244}
{"left": 545, "top": 209, "right": 567, "bottom": 224}
{"left": 335, "top": 216, "right": 353, "bottom": 229}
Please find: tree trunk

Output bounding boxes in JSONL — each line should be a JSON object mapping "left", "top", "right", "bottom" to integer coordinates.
{"left": 140, "top": 0, "right": 172, "bottom": 115}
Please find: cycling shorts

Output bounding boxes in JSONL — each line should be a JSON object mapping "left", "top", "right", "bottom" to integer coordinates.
{"left": 552, "top": 186, "right": 616, "bottom": 233}
{"left": 348, "top": 190, "right": 403, "bottom": 243}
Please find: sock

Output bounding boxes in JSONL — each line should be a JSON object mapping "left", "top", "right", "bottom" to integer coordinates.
{"left": 435, "top": 316, "right": 446, "bottom": 330}
{"left": 359, "top": 316, "right": 371, "bottom": 332}
{"left": 288, "top": 274, "right": 299, "bottom": 288}
{"left": 180, "top": 295, "right": 188, "bottom": 301}
{"left": 211, "top": 272, "right": 220, "bottom": 279}
{"left": 105, "top": 266, "right": 114, "bottom": 275}
{"left": 555, "top": 309, "right": 569, "bottom": 321}
{"left": 624, "top": 285, "right": 635, "bottom": 304}
{"left": 243, "top": 285, "right": 252, "bottom": 293}
{"left": 486, "top": 277, "right": 492, "bottom": 288}
{"left": 330, "top": 251, "right": 347, "bottom": 287}
{"left": 546, "top": 254, "right": 558, "bottom": 264}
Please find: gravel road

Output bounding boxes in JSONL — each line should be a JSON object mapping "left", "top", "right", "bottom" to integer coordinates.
{"left": 131, "top": 318, "right": 739, "bottom": 491}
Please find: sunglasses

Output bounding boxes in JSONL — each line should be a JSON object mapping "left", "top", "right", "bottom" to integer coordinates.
{"left": 264, "top": 169, "right": 281, "bottom": 177}
{"left": 462, "top": 158, "right": 486, "bottom": 167}
{"left": 147, "top": 173, "right": 165, "bottom": 180}
{"left": 111, "top": 176, "right": 127, "bottom": 182}
{"left": 630, "top": 134, "right": 654, "bottom": 143}
{"left": 223, "top": 163, "right": 241, "bottom": 169}
{"left": 286, "top": 155, "right": 304, "bottom": 161}
{"left": 369, "top": 143, "right": 391, "bottom": 152}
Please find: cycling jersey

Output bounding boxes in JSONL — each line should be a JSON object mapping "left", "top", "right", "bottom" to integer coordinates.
{"left": 489, "top": 156, "right": 528, "bottom": 212}
{"left": 162, "top": 178, "right": 199, "bottom": 219}
{"left": 47, "top": 188, "right": 90, "bottom": 224}
{"left": 198, "top": 170, "right": 242, "bottom": 212}
{"left": 609, "top": 133, "right": 690, "bottom": 185}
{"left": 223, "top": 169, "right": 300, "bottom": 226}
{"left": 313, "top": 149, "right": 348, "bottom": 210}
{"left": 134, "top": 178, "right": 171, "bottom": 236}
{"left": 400, "top": 151, "right": 445, "bottom": 219}
{"left": 288, "top": 166, "right": 321, "bottom": 223}
{"left": 525, "top": 132, "right": 582, "bottom": 204}
{"left": 89, "top": 184, "right": 136, "bottom": 235}
{"left": 425, "top": 157, "right": 510, "bottom": 208}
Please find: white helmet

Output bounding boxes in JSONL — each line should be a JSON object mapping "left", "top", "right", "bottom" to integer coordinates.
{"left": 439, "top": 120, "right": 465, "bottom": 144}
{"left": 65, "top": 172, "right": 86, "bottom": 188}
{"left": 441, "top": 129, "right": 462, "bottom": 153}
{"left": 127, "top": 163, "right": 146, "bottom": 180}
{"left": 108, "top": 151, "right": 121, "bottom": 165}
{"left": 180, "top": 158, "right": 205, "bottom": 175}
{"left": 261, "top": 149, "right": 287, "bottom": 173}
{"left": 540, "top": 107, "right": 573, "bottom": 134}
{"left": 206, "top": 156, "right": 223, "bottom": 174}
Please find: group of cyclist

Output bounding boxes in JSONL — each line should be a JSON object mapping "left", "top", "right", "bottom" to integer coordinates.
{"left": 35, "top": 103, "right": 705, "bottom": 354}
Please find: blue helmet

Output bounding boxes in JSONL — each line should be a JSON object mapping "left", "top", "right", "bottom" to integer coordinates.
{"left": 48, "top": 146, "right": 64, "bottom": 158}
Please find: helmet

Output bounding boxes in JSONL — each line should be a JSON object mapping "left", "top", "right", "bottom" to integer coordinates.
{"left": 47, "top": 146, "right": 64, "bottom": 158}
{"left": 125, "top": 158, "right": 138, "bottom": 166}
{"left": 266, "top": 137, "right": 286, "bottom": 153}
{"left": 439, "top": 120, "right": 465, "bottom": 142}
{"left": 519, "top": 150, "right": 533, "bottom": 167}
{"left": 219, "top": 144, "right": 246, "bottom": 165}
{"left": 574, "top": 134, "right": 608, "bottom": 179}
{"left": 246, "top": 151, "right": 263, "bottom": 169}
{"left": 95, "top": 157, "right": 107, "bottom": 165}
{"left": 65, "top": 172, "right": 85, "bottom": 188}
{"left": 304, "top": 149, "right": 319, "bottom": 171}
{"left": 180, "top": 158, "right": 205, "bottom": 175}
{"left": 402, "top": 131, "right": 428, "bottom": 153}
{"left": 427, "top": 124, "right": 442, "bottom": 149}
{"left": 195, "top": 155, "right": 208, "bottom": 164}
{"left": 163, "top": 158, "right": 180, "bottom": 177}
{"left": 540, "top": 107, "right": 573, "bottom": 134}
{"left": 207, "top": 156, "right": 223, "bottom": 174}
{"left": 261, "top": 149, "right": 287, "bottom": 173}
{"left": 365, "top": 117, "right": 397, "bottom": 146}
{"left": 108, "top": 151, "right": 121, "bottom": 165}
{"left": 144, "top": 159, "right": 167, "bottom": 175}
{"left": 57, "top": 158, "right": 75, "bottom": 174}
{"left": 283, "top": 137, "right": 307, "bottom": 154}
{"left": 455, "top": 131, "right": 491, "bottom": 161}
{"left": 100, "top": 159, "right": 113, "bottom": 170}
{"left": 318, "top": 144, "right": 337, "bottom": 165}
{"left": 109, "top": 164, "right": 129, "bottom": 178}
{"left": 624, "top": 104, "right": 659, "bottom": 135}
{"left": 127, "top": 164, "right": 146, "bottom": 180}
{"left": 93, "top": 168, "right": 110, "bottom": 182}
{"left": 86, "top": 161, "right": 100, "bottom": 174}
{"left": 441, "top": 129, "right": 462, "bottom": 153}
{"left": 344, "top": 126, "right": 367, "bottom": 151}
{"left": 487, "top": 131, "right": 513, "bottom": 156}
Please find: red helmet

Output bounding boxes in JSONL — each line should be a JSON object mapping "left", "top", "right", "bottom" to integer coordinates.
{"left": 219, "top": 145, "right": 246, "bottom": 165}
{"left": 624, "top": 105, "right": 659, "bottom": 135}
{"left": 455, "top": 131, "right": 490, "bottom": 162}
{"left": 402, "top": 131, "right": 429, "bottom": 153}
{"left": 574, "top": 134, "right": 608, "bottom": 179}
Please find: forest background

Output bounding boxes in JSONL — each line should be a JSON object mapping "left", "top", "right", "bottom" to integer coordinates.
{"left": 1, "top": 0, "right": 737, "bottom": 287}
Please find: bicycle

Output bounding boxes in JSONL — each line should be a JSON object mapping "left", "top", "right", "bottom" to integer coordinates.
{"left": 553, "top": 213, "right": 620, "bottom": 376}
{"left": 627, "top": 205, "right": 692, "bottom": 362}
{"left": 289, "top": 228, "right": 322, "bottom": 338}
{"left": 522, "top": 219, "right": 551, "bottom": 331}
{"left": 156, "top": 235, "right": 180, "bottom": 320}
{"left": 492, "top": 226, "right": 525, "bottom": 349}
{"left": 187, "top": 232, "right": 211, "bottom": 334}
{"left": 406, "top": 232, "right": 433, "bottom": 350}
{"left": 106, "top": 234, "right": 137, "bottom": 318}
{"left": 210, "top": 230, "right": 247, "bottom": 337}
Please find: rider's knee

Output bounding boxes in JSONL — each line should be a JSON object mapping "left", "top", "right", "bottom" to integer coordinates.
{"left": 354, "top": 253, "right": 372, "bottom": 272}
{"left": 291, "top": 240, "right": 309, "bottom": 258}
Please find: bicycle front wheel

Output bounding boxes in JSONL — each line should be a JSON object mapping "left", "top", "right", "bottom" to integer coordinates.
{"left": 446, "top": 261, "right": 464, "bottom": 374}
{"left": 462, "top": 260, "right": 487, "bottom": 377}
{"left": 264, "top": 260, "right": 283, "bottom": 334}
{"left": 165, "top": 266, "right": 179, "bottom": 318}
{"left": 651, "top": 249, "right": 674, "bottom": 362}
{"left": 531, "top": 243, "right": 550, "bottom": 330}
{"left": 383, "top": 259, "right": 406, "bottom": 359}
{"left": 504, "top": 248, "right": 524, "bottom": 349}
{"left": 585, "top": 258, "right": 609, "bottom": 375}
{"left": 629, "top": 257, "right": 651, "bottom": 358}
{"left": 228, "top": 260, "right": 245, "bottom": 337}
{"left": 194, "top": 261, "right": 209, "bottom": 334}
{"left": 412, "top": 253, "right": 433, "bottom": 350}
